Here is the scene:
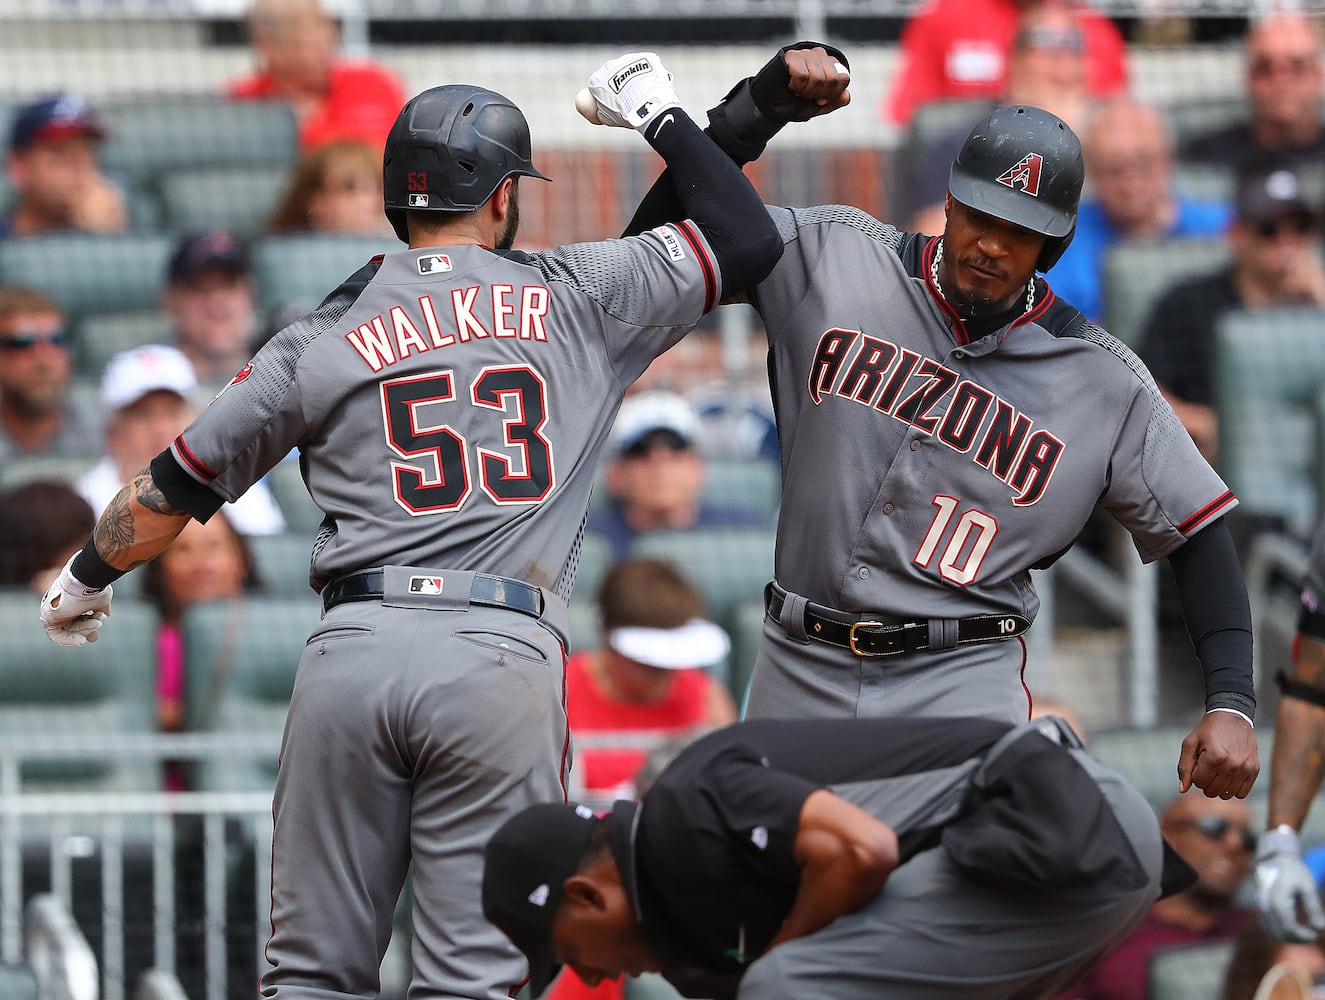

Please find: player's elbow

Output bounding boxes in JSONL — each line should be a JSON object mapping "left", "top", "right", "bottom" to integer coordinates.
{"left": 851, "top": 825, "right": 899, "bottom": 893}
{"left": 718, "top": 224, "right": 783, "bottom": 294}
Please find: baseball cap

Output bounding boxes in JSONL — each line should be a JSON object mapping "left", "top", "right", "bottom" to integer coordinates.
{"left": 101, "top": 344, "right": 197, "bottom": 412}
{"left": 611, "top": 391, "right": 700, "bottom": 456}
{"left": 482, "top": 801, "right": 600, "bottom": 996}
{"left": 1235, "top": 168, "right": 1315, "bottom": 226}
{"left": 9, "top": 93, "right": 106, "bottom": 151}
{"left": 167, "top": 231, "right": 250, "bottom": 286}
{"left": 607, "top": 618, "right": 731, "bottom": 670}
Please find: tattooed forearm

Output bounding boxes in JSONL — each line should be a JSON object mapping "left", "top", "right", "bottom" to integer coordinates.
{"left": 94, "top": 488, "right": 136, "bottom": 556}
{"left": 1268, "top": 637, "right": 1325, "bottom": 829}
{"left": 131, "top": 467, "right": 183, "bottom": 515}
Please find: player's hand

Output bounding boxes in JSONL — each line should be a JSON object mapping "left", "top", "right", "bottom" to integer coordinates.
{"left": 1176, "top": 710, "right": 1259, "bottom": 799}
{"left": 578, "top": 52, "right": 681, "bottom": 132}
{"left": 39, "top": 553, "right": 112, "bottom": 648}
{"left": 1255, "top": 825, "right": 1325, "bottom": 942}
{"left": 781, "top": 46, "right": 852, "bottom": 119}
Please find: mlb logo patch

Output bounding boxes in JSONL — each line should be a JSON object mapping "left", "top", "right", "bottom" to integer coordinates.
{"left": 417, "top": 254, "right": 452, "bottom": 275}
{"left": 408, "top": 576, "right": 445, "bottom": 595}
{"left": 408, "top": 193, "right": 430, "bottom": 208}
{"left": 651, "top": 225, "right": 687, "bottom": 262}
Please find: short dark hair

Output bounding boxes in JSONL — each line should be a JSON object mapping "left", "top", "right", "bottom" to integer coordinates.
{"left": 0, "top": 480, "right": 95, "bottom": 587}
{"left": 596, "top": 558, "right": 707, "bottom": 632}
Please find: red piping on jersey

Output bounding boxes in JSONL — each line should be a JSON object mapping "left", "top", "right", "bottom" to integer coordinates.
{"left": 1011, "top": 283, "right": 1055, "bottom": 331}
{"left": 174, "top": 435, "right": 218, "bottom": 481}
{"left": 1018, "top": 637, "right": 1031, "bottom": 720}
{"left": 557, "top": 644, "right": 571, "bottom": 800}
{"left": 369, "top": 253, "right": 385, "bottom": 264}
{"left": 675, "top": 221, "right": 717, "bottom": 314}
{"left": 1178, "top": 490, "right": 1237, "bottom": 534}
{"left": 921, "top": 237, "right": 972, "bottom": 346}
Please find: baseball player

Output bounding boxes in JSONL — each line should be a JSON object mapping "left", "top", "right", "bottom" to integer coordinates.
{"left": 482, "top": 714, "right": 1195, "bottom": 1000}
{"left": 614, "top": 44, "right": 1259, "bottom": 801}
{"left": 37, "top": 55, "right": 783, "bottom": 999}
{"left": 1255, "top": 516, "right": 1325, "bottom": 942}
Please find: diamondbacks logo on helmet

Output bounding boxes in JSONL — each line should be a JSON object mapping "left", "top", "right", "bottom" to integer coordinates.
{"left": 996, "top": 153, "right": 1044, "bottom": 196}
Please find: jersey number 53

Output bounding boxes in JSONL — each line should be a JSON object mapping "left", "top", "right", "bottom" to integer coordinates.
{"left": 380, "top": 365, "right": 554, "bottom": 515}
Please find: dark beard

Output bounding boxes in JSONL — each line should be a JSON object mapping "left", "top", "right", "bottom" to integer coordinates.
{"left": 495, "top": 187, "right": 520, "bottom": 250}
{"left": 945, "top": 282, "right": 1015, "bottom": 321}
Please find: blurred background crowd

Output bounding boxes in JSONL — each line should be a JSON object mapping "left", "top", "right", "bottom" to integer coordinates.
{"left": 3, "top": 1, "right": 1325, "bottom": 998}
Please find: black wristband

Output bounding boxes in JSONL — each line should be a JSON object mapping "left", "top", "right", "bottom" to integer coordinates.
{"left": 70, "top": 537, "right": 125, "bottom": 590}
{"left": 1276, "top": 670, "right": 1325, "bottom": 710}
{"left": 706, "top": 79, "right": 783, "bottom": 166}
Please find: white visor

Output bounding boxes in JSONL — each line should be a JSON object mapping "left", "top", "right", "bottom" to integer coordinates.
{"left": 606, "top": 618, "right": 731, "bottom": 670}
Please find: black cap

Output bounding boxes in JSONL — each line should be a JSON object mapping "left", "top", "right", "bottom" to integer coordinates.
{"left": 1235, "top": 167, "right": 1315, "bottom": 226}
{"left": 167, "top": 230, "right": 250, "bottom": 286}
{"left": 482, "top": 802, "right": 598, "bottom": 996}
{"left": 9, "top": 93, "right": 106, "bottom": 151}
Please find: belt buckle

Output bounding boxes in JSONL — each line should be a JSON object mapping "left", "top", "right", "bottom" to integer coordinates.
{"left": 848, "top": 620, "right": 885, "bottom": 656}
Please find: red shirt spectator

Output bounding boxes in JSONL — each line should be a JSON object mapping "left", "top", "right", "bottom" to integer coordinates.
{"left": 885, "top": 0, "right": 1127, "bottom": 128}
{"left": 228, "top": 61, "right": 405, "bottom": 151}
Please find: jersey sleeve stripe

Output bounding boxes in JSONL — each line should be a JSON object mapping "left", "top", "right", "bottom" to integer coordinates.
{"left": 173, "top": 433, "right": 219, "bottom": 482}
{"left": 675, "top": 221, "right": 717, "bottom": 313}
{"left": 1177, "top": 490, "right": 1237, "bottom": 535}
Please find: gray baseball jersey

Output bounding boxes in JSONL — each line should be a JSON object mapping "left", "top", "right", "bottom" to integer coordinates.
{"left": 159, "top": 224, "right": 722, "bottom": 999}
{"left": 745, "top": 205, "right": 1236, "bottom": 723}
{"left": 169, "top": 226, "right": 719, "bottom": 600}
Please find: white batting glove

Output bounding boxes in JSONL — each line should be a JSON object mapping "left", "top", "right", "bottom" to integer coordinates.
{"left": 39, "top": 553, "right": 113, "bottom": 648}
{"left": 578, "top": 52, "right": 681, "bottom": 132}
{"left": 1255, "top": 825, "right": 1325, "bottom": 942}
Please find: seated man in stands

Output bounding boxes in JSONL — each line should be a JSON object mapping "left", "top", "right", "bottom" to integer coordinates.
{"left": 0, "top": 286, "right": 100, "bottom": 462}
{"left": 161, "top": 231, "right": 262, "bottom": 392}
{"left": 1136, "top": 166, "right": 1325, "bottom": 464}
{"left": 1, "top": 92, "right": 126, "bottom": 238}
{"left": 587, "top": 391, "right": 771, "bottom": 561}
{"left": 227, "top": 0, "right": 406, "bottom": 151}
{"left": 75, "top": 344, "right": 285, "bottom": 536}
{"left": 1056, "top": 791, "right": 1255, "bottom": 1000}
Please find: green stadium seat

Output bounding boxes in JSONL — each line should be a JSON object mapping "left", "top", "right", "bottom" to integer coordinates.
{"left": 1215, "top": 307, "right": 1325, "bottom": 538}
{"left": 98, "top": 96, "right": 299, "bottom": 185}
{"left": 1101, "top": 237, "right": 1229, "bottom": 348}
{"left": 726, "top": 598, "right": 767, "bottom": 710}
{"left": 624, "top": 973, "right": 687, "bottom": 1000}
{"left": 701, "top": 458, "right": 780, "bottom": 519}
{"left": 1165, "top": 95, "right": 1249, "bottom": 147}
{"left": 181, "top": 595, "right": 321, "bottom": 792}
{"left": 262, "top": 459, "right": 325, "bottom": 537}
{"left": 73, "top": 310, "right": 172, "bottom": 378}
{"left": 157, "top": 164, "right": 290, "bottom": 239}
{"left": 629, "top": 526, "right": 774, "bottom": 627}
{"left": 0, "top": 593, "right": 157, "bottom": 791}
{"left": 0, "top": 454, "right": 98, "bottom": 496}
{"left": 565, "top": 600, "right": 599, "bottom": 654}
{"left": 570, "top": 530, "right": 614, "bottom": 605}
{"left": 249, "top": 531, "right": 318, "bottom": 597}
{"left": 1146, "top": 941, "right": 1234, "bottom": 1000}
{"left": 0, "top": 233, "right": 174, "bottom": 325}
{"left": 252, "top": 233, "right": 393, "bottom": 314}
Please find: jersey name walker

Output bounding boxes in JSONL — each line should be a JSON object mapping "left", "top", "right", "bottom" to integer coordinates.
{"left": 755, "top": 204, "right": 1236, "bottom": 621}
{"left": 165, "top": 224, "right": 720, "bottom": 598}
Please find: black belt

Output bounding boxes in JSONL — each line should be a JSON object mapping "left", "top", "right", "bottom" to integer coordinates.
{"left": 765, "top": 586, "right": 1030, "bottom": 657}
{"left": 322, "top": 570, "right": 544, "bottom": 618}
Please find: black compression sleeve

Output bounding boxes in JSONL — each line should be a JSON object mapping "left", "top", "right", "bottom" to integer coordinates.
{"left": 150, "top": 448, "right": 225, "bottom": 523}
{"left": 1166, "top": 518, "right": 1256, "bottom": 719}
{"left": 640, "top": 111, "right": 782, "bottom": 295}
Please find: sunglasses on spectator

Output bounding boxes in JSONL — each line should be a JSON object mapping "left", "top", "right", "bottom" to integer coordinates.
{"left": 1253, "top": 215, "right": 1314, "bottom": 239}
{"left": 620, "top": 429, "right": 692, "bottom": 459}
{"left": 0, "top": 329, "right": 68, "bottom": 352}
{"left": 1174, "top": 814, "right": 1257, "bottom": 852}
{"left": 1251, "top": 55, "right": 1317, "bottom": 78}
{"left": 1015, "top": 26, "right": 1085, "bottom": 53}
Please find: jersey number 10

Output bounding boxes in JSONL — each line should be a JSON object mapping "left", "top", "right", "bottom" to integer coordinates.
{"left": 913, "top": 494, "right": 998, "bottom": 585}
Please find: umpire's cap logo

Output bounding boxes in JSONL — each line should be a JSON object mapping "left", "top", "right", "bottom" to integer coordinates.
{"left": 996, "top": 152, "right": 1044, "bottom": 197}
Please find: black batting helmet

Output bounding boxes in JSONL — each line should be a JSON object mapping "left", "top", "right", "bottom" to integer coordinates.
{"left": 947, "top": 105, "right": 1084, "bottom": 272}
{"left": 383, "top": 85, "right": 551, "bottom": 243}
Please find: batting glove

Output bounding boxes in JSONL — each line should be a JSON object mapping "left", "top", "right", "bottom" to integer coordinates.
{"left": 579, "top": 52, "right": 681, "bottom": 132}
{"left": 1255, "top": 824, "right": 1325, "bottom": 942}
{"left": 39, "top": 552, "right": 113, "bottom": 648}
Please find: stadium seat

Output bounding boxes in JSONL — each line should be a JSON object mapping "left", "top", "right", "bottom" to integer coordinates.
{"left": 726, "top": 598, "right": 768, "bottom": 709}
{"left": 0, "top": 593, "right": 157, "bottom": 791}
{"left": 262, "top": 459, "right": 325, "bottom": 537}
{"left": 570, "top": 530, "right": 614, "bottom": 604}
{"left": 565, "top": 600, "right": 599, "bottom": 654}
{"left": 74, "top": 310, "right": 172, "bottom": 378}
{"left": 248, "top": 531, "right": 318, "bottom": 597}
{"left": 1215, "top": 307, "right": 1325, "bottom": 538}
{"left": 0, "top": 963, "right": 38, "bottom": 1000}
{"left": 156, "top": 164, "right": 290, "bottom": 239}
{"left": 1172, "top": 164, "right": 1235, "bottom": 206}
{"left": 180, "top": 595, "right": 321, "bottom": 792}
{"left": 0, "top": 233, "right": 174, "bottom": 325}
{"left": 252, "top": 233, "right": 394, "bottom": 314}
{"left": 629, "top": 526, "right": 774, "bottom": 627}
{"left": 701, "top": 458, "right": 781, "bottom": 519}
{"left": 1146, "top": 940, "right": 1234, "bottom": 1000}
{"left": 1163, "top": 95, "right": 1249, "bottom": 148}
{"left": 625, "top": 973, "right": 687, "bottom": 1000}
{"left": 1101, "top": 237, "right": 1229, "bottom": 349}
{"left": 98, "top": 96, "right": 299, "bottom": 186}
{"left": 0, "top": 454, "right": 98, "bottom": 496}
